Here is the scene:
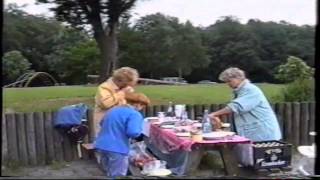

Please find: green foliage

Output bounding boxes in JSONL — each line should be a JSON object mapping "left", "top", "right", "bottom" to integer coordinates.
{"left": 3, "top": 4, "right": 88, "bottom": 82}
{"left": 281, "top": 78, "right": 315, "bottom": 102}
{"left": 120, "top": 13, "right": 209, "bottom": 78}
{"left": 275, "top": 56, "right": 314, "bottom": 83}
{"left": 54, "top": 40, "right": 101, "bottom": 84}
{"left": 2, "top": 51, "right": 33, "bottom": 84}
{"left": 204, "top": 16, "right": 266, "bottom": 82}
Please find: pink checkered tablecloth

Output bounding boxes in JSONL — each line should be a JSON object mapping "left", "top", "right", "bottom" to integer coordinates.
{"left": 148, "top": 123, "right": 251, "bottom": 153}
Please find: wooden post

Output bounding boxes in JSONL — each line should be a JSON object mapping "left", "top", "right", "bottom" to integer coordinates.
{"left": 87, "top": 109, "right": 95, "bottom": 143}
{"left": 2, "top": 113, "right": 8, "bottom": 166}
{"left": 83, "top": 110, "right": 90, "bottom": 143}
{"left": 160, "top": 105, "right": 167, "bottom": 113}
{"left": 292, "top": 102, "right": 300, "bottom": 145}
{"left": 25, "top": 112, "right": 37, "bottom": 165}
{"left": 275, "top": 103, "right": 285, "bottom": 137}
{"left": 62, "top": 135, "right": 73, "bottom": 162}
{"left": 309, "top": 102, "right": 315, "bottom": 144}
{"left": 300, "top": 102, "right": 309, "bottom": 145}
{"left": 284, "top": 103, "right": 292, "bottom": 143}
{"left": 44, "top": 112, "right": 55, "bottom": 164}
{"left": 210, "top": 104, "right": 219, "bottom": 112}
{"left": 194, "top": 105, "right": 203, "bottom": 119}
{"left": 146, "top": 106, "right": 154, "bottom": 117}
{"left": 16, "top": 113, "right": 28, "bottom": 166}
{"left": 72, "top": 142, "right": 79, "bottom": 161}
{"left": 154, "top": 105, "right": 161, "bottom": 115}
{"left": 186, "top": 105, "right": 195, "bottom": 120}
{"left": 6, "top": 114, "right": 19, "bottom": 163}
{"left": 52, "top": 111, "right": 64, "bottom": 162}
{"left": 203, "top": 104, "right": 210, "bottom": 112}
{"left": 34, "top": 112, "right": 46, "bottom": 165}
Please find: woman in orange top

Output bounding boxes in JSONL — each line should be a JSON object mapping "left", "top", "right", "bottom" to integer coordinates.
{"left": 93, "top": 67, "right": 139, "bottom": 137}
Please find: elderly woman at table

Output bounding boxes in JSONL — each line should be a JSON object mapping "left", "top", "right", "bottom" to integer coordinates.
{"left": 209, "top": 67, "right": 282, "bottom": 142}
{"left": 93, "top": 67, "right": 139, "bottom": 138}
{"left": 94, "top": 92, "right": 150, "bottom": 178}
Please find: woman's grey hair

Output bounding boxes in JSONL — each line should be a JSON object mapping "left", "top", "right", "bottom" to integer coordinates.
{"left": 218, "top": 67, "right": 246, "bottom": 82}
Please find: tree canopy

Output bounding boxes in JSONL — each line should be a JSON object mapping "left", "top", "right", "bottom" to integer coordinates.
{"left": 37, "top": 0, "right": 138, "bottom": 82}
{"left": 3, "top": 4, "right": 315, "bottom": 85}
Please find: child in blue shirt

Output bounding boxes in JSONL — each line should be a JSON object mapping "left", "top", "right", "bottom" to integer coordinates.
{"left": 94, "top": 92, "right": 150, "bottom": 178}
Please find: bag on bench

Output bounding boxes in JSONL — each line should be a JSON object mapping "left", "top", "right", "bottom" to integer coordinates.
{"left": 54, "top": 103, "right": 89, "bottom": 144}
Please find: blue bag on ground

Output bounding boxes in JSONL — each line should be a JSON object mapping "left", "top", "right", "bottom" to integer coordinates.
{"left": 54, "top": 103, "right": 89, "bottom": 143}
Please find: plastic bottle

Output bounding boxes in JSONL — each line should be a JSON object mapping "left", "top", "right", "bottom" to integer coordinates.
{"left": 167, "top": 102, "right": 174, "bottom": 117}
{"left": 181, "top": 111, "right": 188, "bottom": 121}
{"left": 202, "top": 109, "right": 212, "bottom": 133}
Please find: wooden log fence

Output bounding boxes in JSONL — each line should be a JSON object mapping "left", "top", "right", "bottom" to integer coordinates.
{"left": 1, "top": 102, "right": 316, "bottom": 167}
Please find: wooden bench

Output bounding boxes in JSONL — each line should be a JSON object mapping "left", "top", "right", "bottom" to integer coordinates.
{"left": 81, "top": 143, "right": 95, "bottom": 160}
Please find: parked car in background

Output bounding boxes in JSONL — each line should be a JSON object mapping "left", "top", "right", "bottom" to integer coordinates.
{"left": 197, "top": 80, "right": 217, "bottom": 84}
{"left": 161, "top": 77, "right": 188, "bottom": 84}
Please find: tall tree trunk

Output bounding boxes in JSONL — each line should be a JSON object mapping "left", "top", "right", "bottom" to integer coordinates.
{"left": 95, "top": 33, "right": 109, "bottom": 83}
{"left": 105, "top": 27, "right": 118, "bottom": 76}
{"left": 96, "top": 24, "right": 118, "bottom": 83}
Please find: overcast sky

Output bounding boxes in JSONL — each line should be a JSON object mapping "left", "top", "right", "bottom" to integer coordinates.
{"left": 5, "top": 0, "right": 316, "bottom": 27}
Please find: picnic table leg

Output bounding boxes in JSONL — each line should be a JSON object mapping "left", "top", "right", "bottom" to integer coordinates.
{"left": 183, "top": 148, "right": 205, "bottom": 175}
{"left": 219, "top": 144, "right": 240, "bottom": 176}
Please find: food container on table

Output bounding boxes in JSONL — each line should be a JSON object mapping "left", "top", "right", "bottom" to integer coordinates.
{"left": 145, "top": 117, "right": 159, "bottom": 123}
{"left": 191, "top": 130, "right": 203, "bottom": 142}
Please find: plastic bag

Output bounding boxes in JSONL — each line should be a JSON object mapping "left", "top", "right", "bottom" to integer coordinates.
{"left": 129, "top": 141, "right": 156, "bottom": 168}
{"left": 234, "top": 143, "right": 254, "bottom": 166}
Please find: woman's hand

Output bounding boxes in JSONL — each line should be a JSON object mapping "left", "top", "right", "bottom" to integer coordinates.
{"left": 122, "top": 86, "right": 134, "bottom": 93}
{"left": 209, "top": 113, "right": 222, "bottom": 129}
{"left": 212, "top": 116, "right": 222, "bottom": 129}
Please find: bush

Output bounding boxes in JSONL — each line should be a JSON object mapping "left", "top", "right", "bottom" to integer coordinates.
{"left": 2, "top": 50, "right": 33, "bottom": 85}
{"left": 281, "top": 78, "right": 315, "bottom": 102}
{"left": 275, "top": 56, "right": 314, "bottom": 83}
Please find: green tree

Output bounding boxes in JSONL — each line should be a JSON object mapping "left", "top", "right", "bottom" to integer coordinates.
{"left": 274, "top": 56, "right": 315, "bottom": 102}
{"left": 275, "top": 56, "right": 314, "bottom": 83}
{"left": 170, "top": 21, "right": 210, "bottom": 78}
{"left": 129, "top": 13, "right": 209, "bottom": 78}
{"left": 3, "top": 4, "right": 87, "bottom": 77}
{"left": 37, "top": 0, "right": 138, "bottom": 82}
{"left": 53, "top": 40, "right": 101, "bottom": 85}
{"left": 280, "top": 78, "right": 314, "bottom": 102}
{"left": 2, "top": 51, "right": 33, "bottom": 84}
{"left": 134, "top": 13, "right": 178, "bottom": 78}
{"left": 204, "top": 16, "right": 265, "bottom": 82}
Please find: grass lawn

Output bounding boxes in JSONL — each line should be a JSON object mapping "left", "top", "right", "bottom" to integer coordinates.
{"left": 3, "top": 84, "right": 284, "bottom": 112}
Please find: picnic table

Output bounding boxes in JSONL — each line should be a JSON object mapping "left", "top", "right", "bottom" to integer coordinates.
{"left": 142, "top": 119, "right": 251, "bottom": 176}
